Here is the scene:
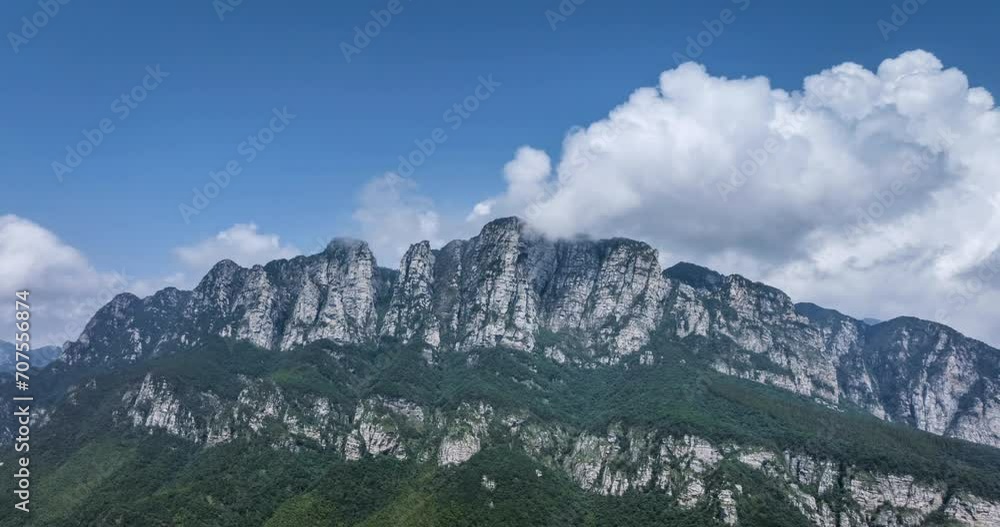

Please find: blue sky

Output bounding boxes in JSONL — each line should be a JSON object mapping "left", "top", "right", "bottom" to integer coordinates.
{"left": 4, "top": 0, "right": 1000, "bottom": 345}
{"left": 4, "top": 0, "right": 999, "bottom": 273}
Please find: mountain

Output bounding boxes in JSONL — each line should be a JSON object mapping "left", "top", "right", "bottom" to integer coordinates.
{"left": 60, "top": 217, "right": 1000, "bottom": 449}
{"left": 6, "top": 217, "right": 1000, "bottom": 526}
{"left": 0, "top": 340, "right": 62, "bottom": 371}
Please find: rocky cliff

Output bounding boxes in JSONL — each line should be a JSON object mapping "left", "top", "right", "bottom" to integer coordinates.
{"left": 61, "top": 239, "right": 397, "bottom": 366}
{"left": 659, "top": 266, "right": 1000, "bottom": 449}
{"left": 60, "top": 217, "right": 1000, "bottom": 451}
{"left": 43, "top": 361, "right": 1000, "bottom": 527}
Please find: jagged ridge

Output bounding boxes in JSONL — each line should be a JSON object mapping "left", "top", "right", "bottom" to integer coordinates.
{"left": 60, "top": 217, "right": 1000, "bottom": 449}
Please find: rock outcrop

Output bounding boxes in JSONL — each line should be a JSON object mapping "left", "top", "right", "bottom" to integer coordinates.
{"left": 93, "top": 373, "right": 1000, "bottom": 527}
{"left": 61, "top": 217, "right": 1000, "bottom": 449}
{"left": 62, "top": 239, "right": 397, "bottom": 365}
{"left": 661, "top": 265, "right": 1000, "bottom": 448}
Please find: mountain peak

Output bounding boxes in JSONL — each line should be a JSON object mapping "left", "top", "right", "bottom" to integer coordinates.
{"left": 478, "top": 216, "right": 527, "bottom": 237}
{"left": 794, "top": 302, "right": 851, "bottom": 324}
{"left": 324, "top": 237, "right": 370, "bottom": 255}
{"left": 485, "top": 215, "right": 524, "bottom": 227}
{"left": 664, "top": 262, "right": 725, "bottom": 290}
{"left": 206, "top": 258, "right": 243, "bottom": 276}
{"left": 58, "top": 217, "right": 1000, "bottom": 452}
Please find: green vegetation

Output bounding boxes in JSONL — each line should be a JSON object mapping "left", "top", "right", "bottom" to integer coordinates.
{"left": 5, "top": 334, "right": 1000, "bottom": 525}
{"left": 31, "top": 440, "right": 137, "bottom": 522}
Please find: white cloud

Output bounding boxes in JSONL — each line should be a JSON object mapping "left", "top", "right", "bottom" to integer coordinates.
{"left": 0, "top": 219, "right": 299, "bottom": 346}
{"left": 127, "top": 272, "right": 189, "bottom": 298}
{"left": 0, "top": 215, "right": 137, "bottom": 346}
{"left": 473, "top": 50, "right": 1000, "bottom": 346}
{"left": 10, "top": 50, "right": 1000, "bottom": 351}
{"left": 468, "top": 146, "right": 552, "bottom": 223}
{"left": 353, "top": 172, "right": 445, "bottom": 266}
{"left": 174, "top": 223, "right": 301, "bottom": 273}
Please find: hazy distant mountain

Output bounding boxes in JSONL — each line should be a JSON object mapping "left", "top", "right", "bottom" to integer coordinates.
{"left": 0, "top": 340, "right": 61, "bottom": 371}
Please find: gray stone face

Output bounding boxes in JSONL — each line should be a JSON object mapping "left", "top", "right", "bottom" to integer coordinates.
{"left": 381, "top": 241, "right": 440, "bottom": 348}
{"left": 98, "top": 370, "right": 1000, "bottom": 527}
{"left": 41, "top": 209, "right": 1000, "bottom": 526}
{"left": 661, "top": 268, "right": 1000, "bottom": 449}
{"left": 63, "top": 217, "right": 1000, "bottom": 449}
{"left": 379, "top": 217, "right": 669, "bottom": 358}
{"left": 275, "top": 239, "right": 381, "bottom": 350}
{"left": 858, "top": 319, "right": 1000, "bottom": 448}
{"left": 437, "top": 217, "right": 542, "bottom": 352}
{"left": 540, "top": 238, "right": 670, "bottom": 359}
{"left": 63, "top": 239, "right": 388, "bottom": 365}
{"left": 114, "top": 372, "right": 347, "bottom": 449}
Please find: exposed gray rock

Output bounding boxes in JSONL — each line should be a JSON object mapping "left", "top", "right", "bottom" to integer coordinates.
{"left": 663, "top": 269, "right": 1000, "bottom": 448}
{"left": 412, "top": 218, "right": 671, "bottom": 359}
{"left": 438, "top": 403, "right": 491, "bottom": 466}
{"left": 63, "top": 240, "right": 393, "bottom": 365}
{"left": 91, "top": 370, "right": 1000, "bottom": 527}
{"left": 381, "top": 241, "right": 440, "bottom": 348}
{"left": 113, "top": 373, "right": 347, "bottom": 449}
{"left": 346, "top": 399, "right": 408, "bottom": 460}
{"left": 123, "top": 373, "right": 200, "bottom": 442}
{"left": 717, "top": 488, "right": 738, "bottom": 525}
{"left": 946, "top": 493, "right": 1000, "bottom": 527}
{"left": 62, "top": 217, "right": 1000, "bottom": 449}
{"left": 520, "top": 420, "right": 1000, "bottom": 526}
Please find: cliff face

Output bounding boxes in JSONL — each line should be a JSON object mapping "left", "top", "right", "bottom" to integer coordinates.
{"left": 60, "top": 217, "right": 1000, "bottom": 449}
{"left": 659, "top": 268, "right": 1000, "bottom": 449}
{"left": 47, "top": 367, "right": 1000, "bottom": 527}
{"left": 62, "top": 239, "right": 397, "bottom": 366}
{"left": 862, "top": 319, "right": 1000, "bottom": 447}
{"left": 383, "top": 217, "right": 669, "bottom": 359}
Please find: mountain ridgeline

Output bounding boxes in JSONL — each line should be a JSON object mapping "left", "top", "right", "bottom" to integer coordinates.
{"left": 63, "top": 217, "right": 1000, "bottom": 449}
{"left": 13, "top": 216, "right": 1000, "bottom": 526}
{"left": 0, "top": 341, "right": 60, "bottom": 372}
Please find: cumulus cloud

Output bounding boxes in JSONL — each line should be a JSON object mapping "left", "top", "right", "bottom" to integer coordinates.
{"left": 468, "top": 146, "right": 552, "bottom": 222}
{"left": 473, "top": 50, "right": 1000, "bottom": 346}
{"left": 353, "top": 172, "right": 445, "bottom": 266}
{"left": 174, "top": 223, "right": 301, "bottom": 273}
{"left": 12, "top": 50, "right": 1000, "bottom": 349}
{"left": 0, "top": 215, "right": 137, "bottom": 346}
{"left": 0, "top": 219, "right": 303, "bottom": 346}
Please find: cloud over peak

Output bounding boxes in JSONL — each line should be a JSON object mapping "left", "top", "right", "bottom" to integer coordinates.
{"left": 471, "top": 49, "right": 1000, "bottom": 345}
{"left": 0, "top": 215, "right": 133, "bottom": 346}
{"left": 174, "top": 223, "right": 301, "bottom": 271}
{"left": 353, "top": 172, "right": 444, "bottom": 266}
